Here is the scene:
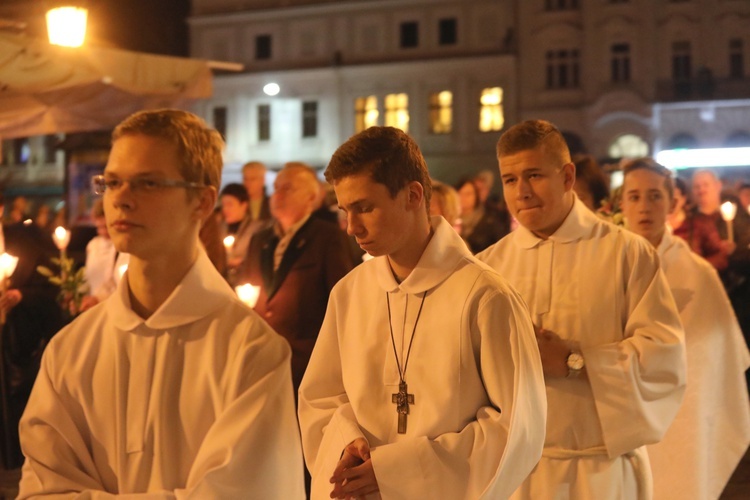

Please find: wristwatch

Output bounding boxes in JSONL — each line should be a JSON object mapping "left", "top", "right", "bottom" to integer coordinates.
{"left": 566, "top": 351, "right": 585, "bottom": 378}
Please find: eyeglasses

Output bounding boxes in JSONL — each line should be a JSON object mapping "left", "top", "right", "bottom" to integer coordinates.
{"left": 91, "top": 174, "right": 206, "bottom": 196}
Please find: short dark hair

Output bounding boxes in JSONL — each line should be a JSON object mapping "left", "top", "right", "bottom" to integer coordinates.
{"left": 325, "top": 126, "right": 431, "bottom": 213}
{"left": 573, "top": 155, "right": 610, "bottom": 210}
{"left": 455, "top": 177, "right": 481, "bottom": 210}
{"left": 220, "top": 183, "right": 249, "bottom": 203}
{"left": 622, "top": 157, "right": 674, "bottom": 200}
{"left": 496, "top": 119, "right": 571, "bottom": 165}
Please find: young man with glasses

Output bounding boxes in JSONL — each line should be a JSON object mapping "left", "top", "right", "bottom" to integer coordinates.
{"left": 18, "top": 109, "right": 305, "bottom": 498}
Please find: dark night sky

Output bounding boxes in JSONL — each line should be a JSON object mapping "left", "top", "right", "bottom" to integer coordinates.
{"left": 6, "top": 0, "right": 192, "bottom": 57}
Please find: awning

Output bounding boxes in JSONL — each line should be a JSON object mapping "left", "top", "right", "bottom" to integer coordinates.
{"left": 0, "top": 32, "right": 217, "bottom": 138}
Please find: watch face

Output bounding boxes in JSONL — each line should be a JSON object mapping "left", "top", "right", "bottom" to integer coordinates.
{"left": 567, "top": 352, "right": 584, "bottom": 370}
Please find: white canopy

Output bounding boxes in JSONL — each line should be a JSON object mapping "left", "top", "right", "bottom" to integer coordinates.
{"left": 0, "top": 32, "right": 216, "bottom": 138}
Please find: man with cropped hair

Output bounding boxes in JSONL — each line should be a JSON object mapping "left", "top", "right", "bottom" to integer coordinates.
{"left": 18, "top": 109, "right": 305, "bottom": 498}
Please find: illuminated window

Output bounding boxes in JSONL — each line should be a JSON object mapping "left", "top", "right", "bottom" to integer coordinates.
{"left": 479, "top": 87, "right": 504, "bottom": 132}
{"left": 429, "top": 91, "right": 452, "bottom": 134}
{"left": 385, "top": 93, "right": 409, "bottom": 132}
{"left": 354, "top": 96, "right": 379, "bottom": 133}
{"left": 608, "top": 134, "right": 648, "bottom": 159}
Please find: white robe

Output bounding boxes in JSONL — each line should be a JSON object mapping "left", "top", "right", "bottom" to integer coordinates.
{"left": 647, "top": 231, "right": 750, "bottom": 500}
{"left": 84, "top": 236, "right": 129, "bottom": 301}
{"left": 477, "top": 198, "right": 686, "bottom": 500}
{"left": 18, "top": 250, "right": 306, "bottom": 499}
{"left": 298, "top": 216, "right": 547, "bottom": 500}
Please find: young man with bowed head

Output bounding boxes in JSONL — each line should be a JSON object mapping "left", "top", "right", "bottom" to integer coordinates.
{"left": 477, "top": 120, "right": 686, "bottom": 499}
{"left": 298, "top": 126, "right": 546, "bottom": 500}
{"left": 18, "top": 109, "right": 305, "bottom": 499}
{"left": 620, "top": 158, "right": 750, "bottom": 500}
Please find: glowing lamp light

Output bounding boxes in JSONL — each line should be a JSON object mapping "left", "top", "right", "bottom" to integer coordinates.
{"left": 263, "top": 83, "right": 280, "bottom": 96}
{"left": 235, "top": 284, "right": 261, "bottom": 308}
{"left": 721, "top": 201, "right": 738, "bottom": 243}
{"left": 223, "top": 235, "right": 235, "bottom": 252}
{"left": 655, "top": 147, "right": 750, "bottom": 169}
{"left": 52, "top": 226, "right": 71, "bottom": 250}
{"left": 47, "top": 6, "right": 88, "bottom": 48}
{"left": 0, "top": 253, "right": 19, "bottom": 281}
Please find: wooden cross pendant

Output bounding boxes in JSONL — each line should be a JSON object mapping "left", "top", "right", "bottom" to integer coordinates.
{"left": 391, "top": 381, "right": 414, "bottom": 434}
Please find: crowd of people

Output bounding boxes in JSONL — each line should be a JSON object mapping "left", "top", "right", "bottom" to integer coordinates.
{"left": 0, "top": 109, "right": 747, "bottom": 499}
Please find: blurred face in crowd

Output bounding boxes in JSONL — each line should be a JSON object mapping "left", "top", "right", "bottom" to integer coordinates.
{"left": 672, "top": 184, "right": 687, "bottom": 214}
{"left": 271, "top": 168, "right": 317, "bottom": 229}
{"left": 243, "top": 165, "right": 266, "bottom": 200}
{"left": 499, "top": 145, "right": 575, "bottom": 239}
{"left": 221, "top": 194, "right": 248, "bottom": 224}
{"left": 458, "top": 182, "right": 477, "bottom": 216}
{"left": 621, "top": 168, "right": 673, "bottom": 247}
{"left": 692, "top": 171, "right": 722, "bottom": 213}
{"left": 739, "top": 187, "right": 750, "bottom": 212}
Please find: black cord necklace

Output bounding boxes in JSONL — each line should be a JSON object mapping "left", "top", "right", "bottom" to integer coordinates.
{"left": 386, "top": 291, "right": 427, "bottom": 434}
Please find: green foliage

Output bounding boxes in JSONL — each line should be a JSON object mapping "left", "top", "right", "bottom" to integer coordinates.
{"left": 37, "top": 253, "right": 89, "bottom": 319}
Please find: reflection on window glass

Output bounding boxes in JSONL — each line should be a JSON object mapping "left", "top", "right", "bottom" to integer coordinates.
{"left": 429, "top": 91, "right": 452, "bottom": 134}
{"left": 385, "top": 93, "right": 409, "bottom": 133}
{"left": 479, "top": 87, "right": 504, "bottom": 132}
{"left": 355, "top": 96, "right": 379, "bottom": 133}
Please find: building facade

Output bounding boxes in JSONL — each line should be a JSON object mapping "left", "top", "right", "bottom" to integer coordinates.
{"left": 190, "top": 0, "right": 750, "bottom": 184}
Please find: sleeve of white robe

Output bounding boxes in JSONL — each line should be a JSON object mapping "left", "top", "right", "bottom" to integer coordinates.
{"left": 582, "top": 239, "right": 687, "bottom": 458}
{"left": 18, "top": 328, "right": 306, "bottom": 499}
{"left": 299, "top": 282, "right": 547, "bottom": 499}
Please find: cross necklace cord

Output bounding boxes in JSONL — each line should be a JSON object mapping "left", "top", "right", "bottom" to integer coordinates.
{"left": 387, "top": 291, "right": 427, "bottom": 434}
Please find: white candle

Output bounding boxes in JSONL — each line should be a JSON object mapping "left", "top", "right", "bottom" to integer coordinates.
{"left": 53, "top": 226, "right": 71, "bottom": 250}
{"left": 720, "top": 201, "right": 737, "bottom": 242}
{"left": 235, "top": 283, "right": 261, "bottom": 308}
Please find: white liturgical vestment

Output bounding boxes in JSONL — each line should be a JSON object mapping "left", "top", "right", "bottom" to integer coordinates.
{"left": 298, "top": 216, "right": 547, "bottom": 500}
{"left": 646, "top": 231, "right": 750, "bottom": 500}
{"left": 477, "top": 198, "right": 686, "bottom": 500}
{"left": 18, "top": 250, "right": 305, "bottom": 499}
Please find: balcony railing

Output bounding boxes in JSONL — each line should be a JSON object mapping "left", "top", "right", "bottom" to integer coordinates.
{"left": 656, "top": 76, "right": 750, "bottom": 102}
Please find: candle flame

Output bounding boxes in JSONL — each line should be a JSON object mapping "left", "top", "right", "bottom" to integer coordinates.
{"left": 235, "top": 283, "right": 261, "bottom": 308}
{"left": 720, "top": 201, "right": 737, "bottom": 222}
{"left": 223, "top": 235, "right": 235, "bottom": 251}
{"left": 0, "top": 253, "right": 19, "bottom": 281}
{"left": 53, "top": 226, "right": 71, "bottom": 250}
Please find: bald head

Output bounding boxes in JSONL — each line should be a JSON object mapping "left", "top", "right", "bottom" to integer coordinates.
{"left": 271, "top": 163, "right": 320, "bottom": 230}
{"left": 692, "top": 169, "right": 722, "bottom": 213}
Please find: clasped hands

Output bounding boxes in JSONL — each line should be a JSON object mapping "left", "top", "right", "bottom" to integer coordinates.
{"left": 330, "top": 438, "right": 379, "bottom": 499}
{"left": 535, "top": 326, "right": 573, "bottom": 378}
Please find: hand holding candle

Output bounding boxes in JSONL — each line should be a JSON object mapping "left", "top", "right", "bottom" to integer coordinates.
{"left": 720, "top": 201, "right": 737, "bottom": 243}
{"left": 0, "top": 252, "right": 19, "bottom": 323}
{"left": 235, "top": 283, "right": 261, "bottom": 309}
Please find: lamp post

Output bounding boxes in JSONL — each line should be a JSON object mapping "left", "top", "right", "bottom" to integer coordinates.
{"left": 46, "top": 3, "right": 88, "bottom": 47}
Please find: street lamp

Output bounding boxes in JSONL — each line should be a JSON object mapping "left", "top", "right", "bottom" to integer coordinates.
{"left": 46, "top": 4, "right": 88, "bottom": 47}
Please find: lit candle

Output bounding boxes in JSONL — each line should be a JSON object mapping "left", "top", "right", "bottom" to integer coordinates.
{"left": 52, "top": 226, "right": 71, "bottom": 250}
{"left": 235, "top": 283, "right": 261, "bottom": 308}
{"left": 223, "top": 235, "right": 235, "bottom": 253}
{"left": 0, "top": 252, "right": 19, "bottom": 324}
{"left": 720, "top": 201, "right": 738, "bottom": 242}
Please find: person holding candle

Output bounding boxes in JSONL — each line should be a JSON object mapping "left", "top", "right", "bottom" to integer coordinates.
{"left": 219, "top": 183, "right": 260, "bottom": 285}
{"left": 0, "top": 193, "right": 63, "bottom": 470}
{"left": 241, "top": 162, "right": 353, "bottom": 394}
{"left": 17, "top": 109, "right": 305, "bottom": 498}
{"left": 620, "top": 158, "right": 750, "bottom": 499}
{"left": 691, "top": 170, "right": 750, "bottom": 358}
